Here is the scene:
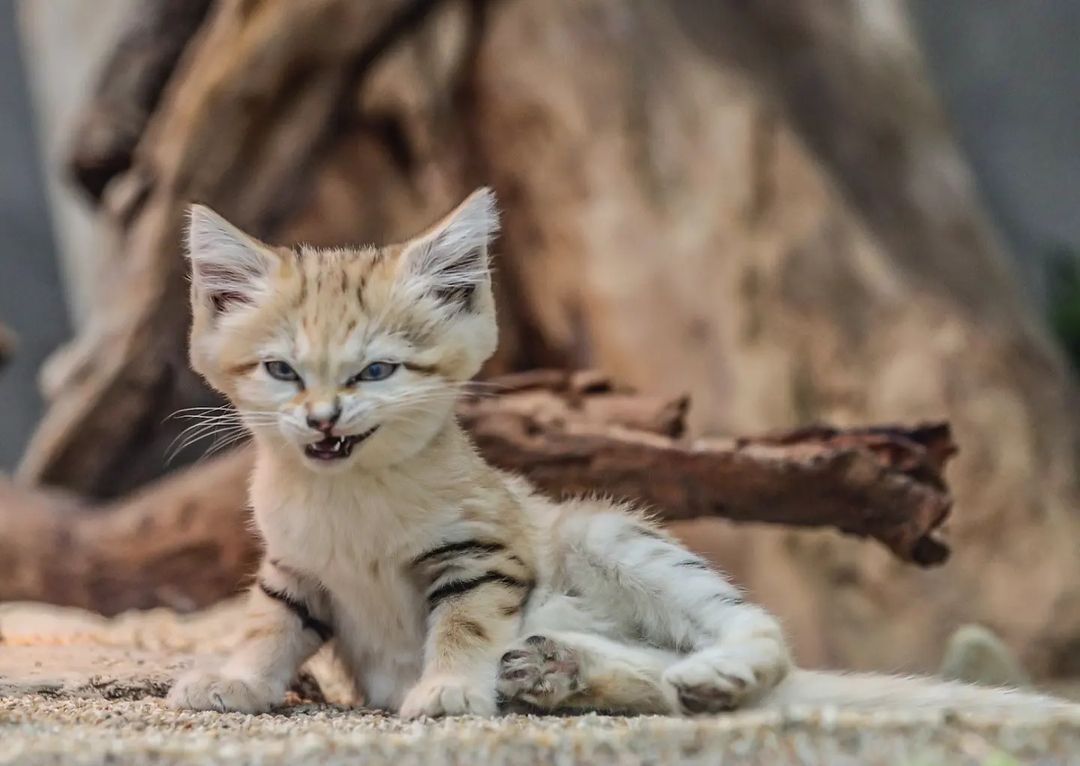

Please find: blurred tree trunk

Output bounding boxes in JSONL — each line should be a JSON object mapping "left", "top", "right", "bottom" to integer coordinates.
{"left": 15, "top": 0, "right": 1080, "bottom": 676}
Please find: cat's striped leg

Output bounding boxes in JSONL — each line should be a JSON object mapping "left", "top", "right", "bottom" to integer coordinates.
{"left": 660, "top": 600, "right": 791, "bottom": 714}
{"left": 166, "top": 560, "right": 332, "bottom": 713}
{"left": 625, "top": 540, "right": 792, "bottom": 713}
{"left": 401, "top": 538, "right": 534, "bottom": 718}
{"left": 626, "top": 532, "right": 791, "bottom": 713}
{"left": 562, "top": 509, "right": 792, "bottom": 714}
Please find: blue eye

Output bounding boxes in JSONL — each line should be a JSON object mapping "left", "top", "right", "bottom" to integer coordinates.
{"left": 352, "top": 361, "right": 399, "bottom": 383}
{"left": 264, "top": 360, "right": 301, "bottom": 383}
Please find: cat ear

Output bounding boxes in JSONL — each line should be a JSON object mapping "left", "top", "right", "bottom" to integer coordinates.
{"left": 401, "top": 187, "right": 499, "bottom": 309}
{"left": 186, "top": 204, "right": 278, "bottom": 315}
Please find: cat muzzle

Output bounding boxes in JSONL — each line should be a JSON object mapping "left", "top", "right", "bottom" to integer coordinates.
{"left": 304, "top": 426, "right": 379, "bottom": 460}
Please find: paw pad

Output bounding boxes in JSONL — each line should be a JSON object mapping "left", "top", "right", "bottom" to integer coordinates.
{"left": 673, "top": 682, "right": 739, "bottom": 714}
{"left": 496, "top": 635, "right": 582, "bottom": 710}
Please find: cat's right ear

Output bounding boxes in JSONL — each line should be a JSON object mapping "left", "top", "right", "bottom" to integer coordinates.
{"left": 399, "top": 187, "right": 498, "bottom": 311}
{"left": 186, "top": 205, "right": 278, "bottom": 316}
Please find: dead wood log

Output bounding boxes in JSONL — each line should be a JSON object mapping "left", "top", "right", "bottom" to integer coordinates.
{"left": 0, "top": 371, "right": 954, "bottom": 615}
{"left": 0, "top": 450, "right": 256, "bottom": 615}
{"left": 66, "top": 0, "right": 215, "bottom": 201}
{"left": 24, "top": 0, "right": 1074, "bottom": 672}
{"left": 461, "top": 385, "right": 955, "bottom": 567}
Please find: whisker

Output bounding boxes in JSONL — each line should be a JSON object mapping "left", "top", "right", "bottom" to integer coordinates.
{"left": 165, "top": 405, "right": 278, "bottom": 424}
{"left": 202, "top": 429, "right": 252, "bottom": 459}
{"left": 166, "top": 422, "right": 252, "bottom": 464}
{"left": 167, "top": 421, "right": 227, "bottom": 452}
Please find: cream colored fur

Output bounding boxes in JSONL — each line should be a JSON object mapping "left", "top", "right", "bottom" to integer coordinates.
{"left": 167, "top": 189, "right": 1073, "bottom": 718}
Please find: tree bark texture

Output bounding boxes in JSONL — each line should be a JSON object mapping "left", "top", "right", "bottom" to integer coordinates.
{"left": 66, "top": 0, "right": 215, "bottom": 200}
{"left": 14, "top": 0, "right": 1080, "bottom": 676}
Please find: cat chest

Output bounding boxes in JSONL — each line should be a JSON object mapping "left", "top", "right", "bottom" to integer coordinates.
{"left": 322, "top": 557, "right": 428, "bottom": 707}
{"left": 323, "top": 556, "right": 426, "bottom": 644}
{"left": 260, "top": 509, "right": 427, "bottom": 636}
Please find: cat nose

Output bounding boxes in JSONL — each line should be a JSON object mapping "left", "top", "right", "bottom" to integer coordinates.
{"left": 306, "top": 405, "right": 340, "bottom": 432}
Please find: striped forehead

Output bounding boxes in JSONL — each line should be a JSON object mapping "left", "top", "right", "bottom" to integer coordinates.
{"left": 287, "top": 249, "right": 366, "bottom": 345}
{"left": 282, "top": 245, "right": 425, "bottom": 364}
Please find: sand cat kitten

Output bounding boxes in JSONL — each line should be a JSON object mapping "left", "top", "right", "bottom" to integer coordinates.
{"left": 168, "top": 189, "right": 1070, "bottom": 717}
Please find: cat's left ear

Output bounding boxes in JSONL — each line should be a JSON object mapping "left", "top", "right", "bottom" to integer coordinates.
{"left": 186, "top": 204, "right": 281, "bottom": 317}
{"left": 401, "top": 187, "right": 499, "bottom": 309}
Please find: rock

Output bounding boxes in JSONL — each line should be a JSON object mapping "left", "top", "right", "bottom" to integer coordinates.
{"left": 940, "top": 624, "right": 1032, "bottom": 689}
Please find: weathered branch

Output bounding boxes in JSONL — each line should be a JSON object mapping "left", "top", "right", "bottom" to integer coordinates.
{"left": 0, "top": 450, "right": 257, "bottom": 616}
{"left": 66, "top": 0, "right": 215, "bottom": 200}
{"left": 0, "top": 372, "right": 954, "bottom": 615}
{"left": 459, "top": 373, "right": 953, "bottom": 566}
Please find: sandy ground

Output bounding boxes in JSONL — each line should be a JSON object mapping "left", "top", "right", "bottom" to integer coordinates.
{"left": 3, "top": 601, "right": 1080, "bottom": 765}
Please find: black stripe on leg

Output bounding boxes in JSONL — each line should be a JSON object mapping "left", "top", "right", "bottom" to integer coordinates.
{"left": 413, "top": 539, "right": 506, "bottom": 566}
{"left": 426, "top": 571, "right": 531, "bottom": 611}
{"left": 258, "top": 581, "right": 333, "bottom": 643}
{"left": 461, "top": 620, "right": 488, "bottom": 641}
{"left": 626, "top": 524, "right": 666, "bottom": 542}
{"left": 711, "top": 592, "right": 745, "bottom": 606}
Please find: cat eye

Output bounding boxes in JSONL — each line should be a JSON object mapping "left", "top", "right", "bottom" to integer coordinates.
{"left": 350, "top": 361, "right": 399, "bottom": 384}
{"left": 264, "top": 360, "right": 301, "bottom": 383}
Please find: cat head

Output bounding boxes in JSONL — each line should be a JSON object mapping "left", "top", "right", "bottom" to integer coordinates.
{"left": 185, "top": 188, "right": 499, "bottom": 470}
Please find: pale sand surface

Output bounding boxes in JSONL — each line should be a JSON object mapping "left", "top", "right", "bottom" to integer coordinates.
{"left": 3, "top": 601, "right": 1079, "bottom": 765}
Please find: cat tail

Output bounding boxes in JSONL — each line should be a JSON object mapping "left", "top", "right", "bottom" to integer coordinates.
{"left": 756, "top": 668, "right": 1077, "bottom": 712}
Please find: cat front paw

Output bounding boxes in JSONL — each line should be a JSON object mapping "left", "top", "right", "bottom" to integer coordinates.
{"left": 166, "top": 670, "right": 280, "bottom": 714}
{"left": 399, "top": 674, "right": 496, "bottom": 718}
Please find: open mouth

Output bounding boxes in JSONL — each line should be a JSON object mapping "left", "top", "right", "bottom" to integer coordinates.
{"left": 304, "top": 426, "right": 378, "bottom": 461}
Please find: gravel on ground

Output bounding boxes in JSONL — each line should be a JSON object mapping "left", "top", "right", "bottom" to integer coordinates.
{"left": 3, "top": 601, "right": 1079, "bottom": 765}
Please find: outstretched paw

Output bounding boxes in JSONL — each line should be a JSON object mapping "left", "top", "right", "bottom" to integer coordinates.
{"left": 496, "top": 635, "right": 582, "bottom": 711}
{"left": 166, "top": 671, "right": 279, "bottom": 714}
{"left": 662, "top": 653, "right": 761, "bottom": 714}
{"left": 400, "top": 674, "right": 496, "bottom": 718}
